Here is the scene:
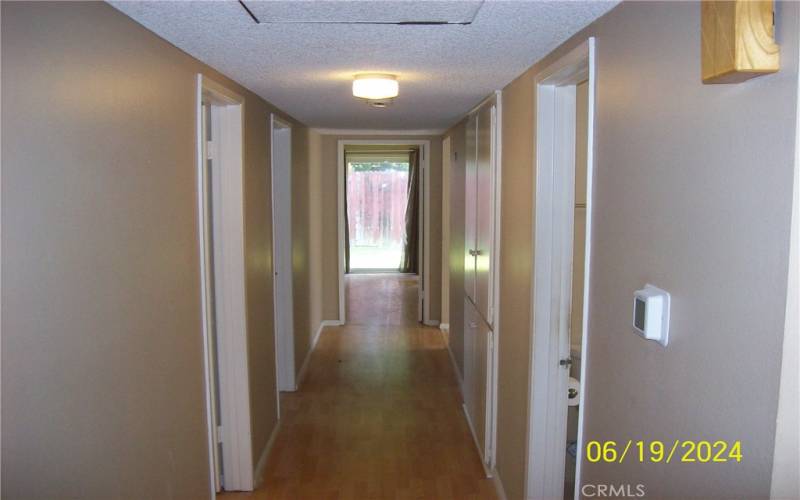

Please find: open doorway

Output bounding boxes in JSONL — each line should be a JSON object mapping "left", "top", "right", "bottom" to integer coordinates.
{"left": 526, "top": 38, "right": 595, "bottom": 500}
{"left": 197, "top": 75, "right": 254, "bottom": 495}
{"left": 336, "top": 140, "right": 431, "bottom": 325}
{"left": 345, "top": 147, "right": 415, "bottom": 273}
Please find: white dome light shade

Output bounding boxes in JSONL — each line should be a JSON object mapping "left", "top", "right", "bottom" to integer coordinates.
{"left": 352, "top": 74, "right": 399, "bottom": 100}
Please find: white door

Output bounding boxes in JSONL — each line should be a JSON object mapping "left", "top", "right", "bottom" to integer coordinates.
{"left": 463, "top": 297, "right": 493, "bottom": 471}
{"left": 271, "top": 116, "right": 295, "bottom": 392}
{"left": 464, "top": 115, "right": 478, "bottom": 302}
{"left": 475, "top": 103, "right": 495, "bottom": 323}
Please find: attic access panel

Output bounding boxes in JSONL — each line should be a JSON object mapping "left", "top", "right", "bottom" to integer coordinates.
{"left": 239, "top": 1, "right": 484, "bottom": 25}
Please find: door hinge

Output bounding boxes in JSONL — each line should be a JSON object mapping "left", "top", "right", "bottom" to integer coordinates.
{"left": 217, "top": 425, "right": 223, "bottom": 443}
{"left": 207, "top": 141, "right": 215, "bottom": 161}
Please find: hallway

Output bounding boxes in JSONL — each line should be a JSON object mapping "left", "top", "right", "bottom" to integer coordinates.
{"left": 225, "top": 274, "right": 496, "bottom": 499}
{"left": 5, "top": 2, "right": 799, "bottom": 499}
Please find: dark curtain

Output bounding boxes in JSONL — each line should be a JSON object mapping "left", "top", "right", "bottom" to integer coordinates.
{"left": 344, "top": 152, "right": 351, "bottom": 273}
{"left": 400, "top": 148, "right": 420, "bottom": 273}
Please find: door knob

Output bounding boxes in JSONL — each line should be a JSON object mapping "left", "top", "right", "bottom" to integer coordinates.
{"left": 559, "top": 357, "right": 572, "bottom": 367}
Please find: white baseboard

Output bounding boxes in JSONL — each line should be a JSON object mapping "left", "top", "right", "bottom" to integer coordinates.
{"left": 423, "top": 319, "right": 440, "bottom": 327}
{"left": 439, "top": 323, "right": 450, "bottom": 332}
{"left": 462, "top": 403, "right": 493, "bottom": 479}
{"left": 253, "top": 419, "right": 281, "bottom": 488}
{"left": 296, "top": 319, "right": 339, "bottom": 389}
{"left": 492, "top": 469, "right": 509, "bottom": 500}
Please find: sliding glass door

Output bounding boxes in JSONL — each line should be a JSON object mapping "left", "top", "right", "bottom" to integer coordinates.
{"left": 346, "top": 153, "right": 410, "bottom": 272}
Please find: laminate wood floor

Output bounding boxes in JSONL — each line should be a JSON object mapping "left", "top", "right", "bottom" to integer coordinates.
{"left": 219, "top": 274, "right": 496, "bottom": 500}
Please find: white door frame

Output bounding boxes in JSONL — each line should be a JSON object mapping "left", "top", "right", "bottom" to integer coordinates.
{"left": 525, "top": 38, "right": 595, "bottom": 500}
{"left": 336, "top": 139, "right": 431, "bottom": 325}
{"left": 489, "top": 91, "right": 502, "bottom": 471}
{"left": 270, "top": 114, "right": 296, "bottom": 393}
{"left": 197, "top": 74, "right": 254, "bottom": 495}
{"left": 441, "top": 136, "right": 452, "bottom": 331}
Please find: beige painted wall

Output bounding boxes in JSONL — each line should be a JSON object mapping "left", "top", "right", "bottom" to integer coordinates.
{"left": 1, "top": 2, "right": 306, "bottom": 497}
{"left": 495, "top": 70, "right": 536, "bottom": 498}
{"left": 317, "top": 134, "right": 443, "bottom": 323}
{"left": 292, "top": 128, "right": 324, "bottom": 375}
{"left": 443, "top": 120, "right": 468, "bottom": 379}
{"left": 770, "top": 40, "right": 800, "bottom": 497}
{"left": 492, "top": 2, "right": 799, "bottom": 499}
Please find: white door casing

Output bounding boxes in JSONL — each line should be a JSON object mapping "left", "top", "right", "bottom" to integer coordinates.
{"left": 197, "top": 74, "right": 254, "bottom": 496}
{"left": 525, "top": 38, "right": 595, "bottom": 500}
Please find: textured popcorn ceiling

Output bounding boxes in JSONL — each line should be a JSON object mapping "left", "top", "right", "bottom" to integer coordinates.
{"left": 110, "top": 1, "right": 618, "bottom": 130}
{"left": 242, "top": 0, "right": 484, "bottom": 24}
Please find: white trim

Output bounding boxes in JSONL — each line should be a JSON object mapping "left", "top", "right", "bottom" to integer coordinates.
{"left": 574, "top": 39, "right": 596, "bottom": 500}
{"left": 197, "top": 76, "right": 218, "bottom": 500}
{"left": 492, "top": 470, "right": 510, "bottom": 500}
{"left": 525, "top": 39, "right": 595, "bottom": 500}
{"left": 337, "top": 141, "right": 347, "bottom": 324}
{"left": 270, "top": 113, "right": 296, "bottom": 394}
{"left": 462, "top": 404, "right": 493, "bottom": 478}
{"left": 423, "top": 319, "right": 440, "bottom": 327}
{"left": 197, "top": 74, "right": 254, "bottom": 494}
{"left": 488, "top": 90, "right": 502, "bottom": 471}
{"left": 439, "top": 323, "right": 450, "bottom": 332}
{"left": 252, "top": 420, "right": 281, "bottom": 489}
{"left": 313, "top": 128, "right": 445, "bottom": 136}
{"left": 337, "top": 139, "right": 432, "bottom": 325}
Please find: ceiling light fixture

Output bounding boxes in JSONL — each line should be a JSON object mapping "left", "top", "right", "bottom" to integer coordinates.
{"left": 352, "top": 74, "right": 399, "bottom": 101}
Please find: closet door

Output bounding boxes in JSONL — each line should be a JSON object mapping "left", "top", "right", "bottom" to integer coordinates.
{"left": 474, "top": 103, "right": 495, "bottom": 322}
{"left": 474, "top": 315, "right": 492, "bottom": 464}
{"left": 464, "top": 114, "right": 478, "bottom": 302}
{"left": 463, "top": 297, "right": 477, "bottom": 424}
{"left": 464, "top": 297, "right": 492, "bottom": 466}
